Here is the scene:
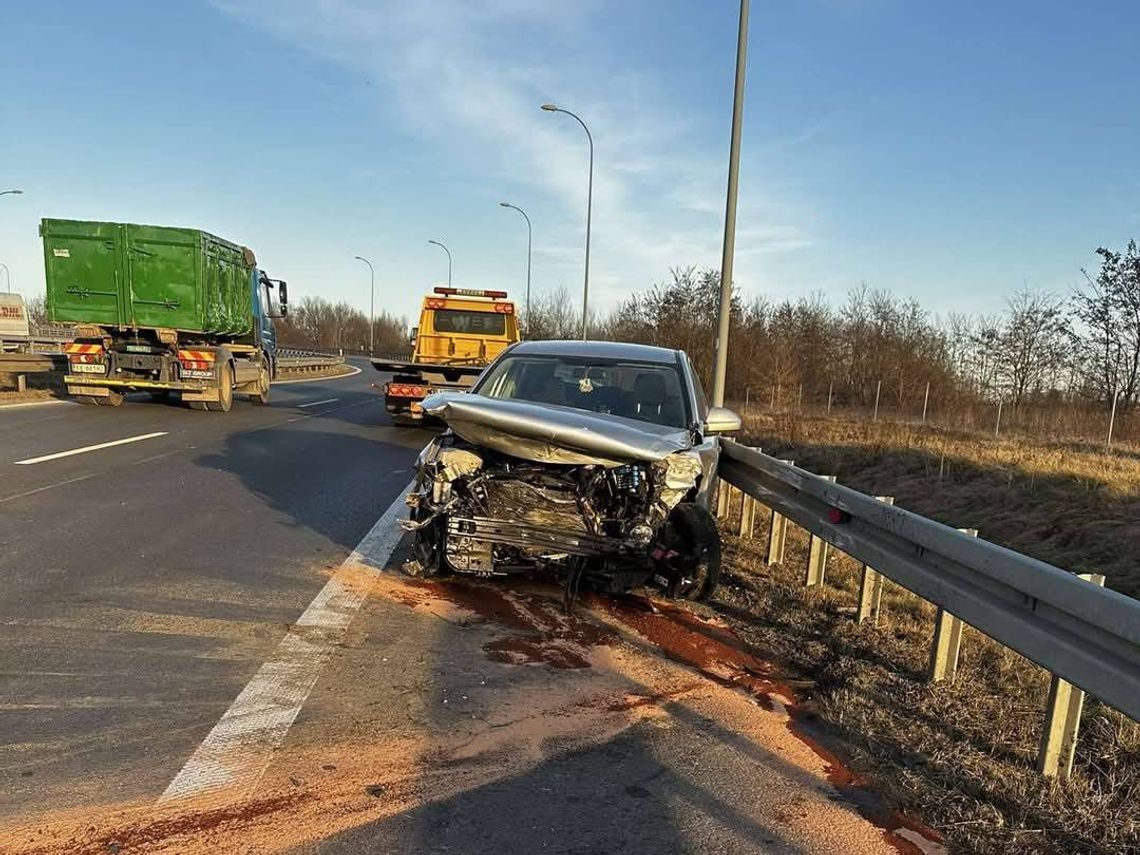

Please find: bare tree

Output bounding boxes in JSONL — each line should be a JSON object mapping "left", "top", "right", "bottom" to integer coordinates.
{"left": 991, "top": 290, "right": 1071, "bottom": 409}
{"left": 1072, "top": 241, "right": 1140, "bottom": 407}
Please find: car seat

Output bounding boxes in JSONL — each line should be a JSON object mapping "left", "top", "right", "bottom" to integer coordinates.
{"left": 631, "top": 372, "right": 668, "bottom": 423}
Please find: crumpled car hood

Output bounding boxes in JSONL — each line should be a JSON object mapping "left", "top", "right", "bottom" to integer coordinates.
{"left": 420, "top": 393, "right": 693, "bottom": 465}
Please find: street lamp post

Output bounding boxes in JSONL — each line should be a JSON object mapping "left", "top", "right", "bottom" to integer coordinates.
{"left": 541, "top": 103, "right": 593, "bottom": 340}
{"left": 499, "top": 202, "right": 532, "bottom": 336}
{"left": 710, "top": 0, "right": 750, "bottom": 408}
{"left": 0, "top": 190, "right": 23, "bottom": 198}
{"left": 354, "top": 255, "right": 375, "bottom": 354}
{"left": 427, "top": 240, "right": 452, "bottom": 287}
{"left": 0, "top": 263, "right": 10, "bottom": 294}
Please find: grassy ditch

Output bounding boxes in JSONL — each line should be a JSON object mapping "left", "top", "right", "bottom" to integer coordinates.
{"left": 704, "top": 413, "right": 1140, "bottom": 854}
{"left": 0, "top": 371, "right": 66, "bottom": 404}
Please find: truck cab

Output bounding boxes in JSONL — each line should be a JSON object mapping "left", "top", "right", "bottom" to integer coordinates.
{"left": 254, "top": 269, "right": 287, "bottom": 374}
{"left": 371, "top": 287, "right": 521, "bottom": 425}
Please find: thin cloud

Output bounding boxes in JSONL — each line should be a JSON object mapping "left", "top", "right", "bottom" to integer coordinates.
{"left": 215, "top": 0, "right": 811, "bottom": 305}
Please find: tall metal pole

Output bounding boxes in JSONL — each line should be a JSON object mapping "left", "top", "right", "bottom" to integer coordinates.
{"left": 541, "top": 104, "right": 593, "bottom": 340}
{"left": 499, "top": 202, "right": 532, "bottom": 336}
{"left": 0, "top": 263, "right": 10, "bottom": 293}
{"left": 354, "top": 256, "right": 375, "bottom": 354}
{"left": 428, "top": 240, "right": 452, "bottom": 286}
{"left": 710, "top": 0, "right": 750, "bottom": 407}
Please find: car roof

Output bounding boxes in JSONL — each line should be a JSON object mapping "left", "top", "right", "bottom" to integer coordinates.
{"left": 508, "top": 339, "right": 683, "bottom": 365}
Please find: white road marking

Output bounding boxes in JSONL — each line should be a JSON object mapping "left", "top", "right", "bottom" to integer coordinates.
{"left": 0, "top": 473, "right": 95, "bottom": 504}
{"left": 298, "top": 398, "right": 339, "bottom": 408}
{"left": 13, "top": 432, "right": 168, "bottom": 465}
{"left": 273, "top": 364, "right": 362, "bottom": 385}
{"left": 0, "top": 399, "right": 71, "bottom": 411}
{"left": 159, "top": 480, "right": 414, "bottom": 804}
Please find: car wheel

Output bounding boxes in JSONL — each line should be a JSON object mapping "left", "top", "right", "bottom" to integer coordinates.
{"left": 664, "top": 503, "right": 721, "bottom": 601}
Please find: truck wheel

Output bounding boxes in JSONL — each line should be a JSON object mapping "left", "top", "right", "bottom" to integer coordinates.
{"left": 248, "top": 364, "right": 270, "bottom": 405}
{"left": 73, "top": 395, "right": 98, "bottom": 406}
{"left": 206, "top": 363, "right": 234, "bottom": 413}
{"left": 95, "top": 389, "right": 125, "bottom": 407}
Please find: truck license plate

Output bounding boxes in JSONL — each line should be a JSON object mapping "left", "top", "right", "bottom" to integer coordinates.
{"left": 72, "top": 363, "right": 106, "bottom": 374}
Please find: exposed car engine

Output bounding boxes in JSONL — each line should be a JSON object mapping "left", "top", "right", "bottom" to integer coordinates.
{"left": 404, "top": 434, "right": 720, "bottom": 602}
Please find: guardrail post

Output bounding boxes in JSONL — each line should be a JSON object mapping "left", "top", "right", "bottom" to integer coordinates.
{"left": 16, "top": 373, "right": 27, "bottom": 393}
{"left": 738, "top": 494, "right": 757, "bottom": 537}
{"left": 716, "top": 480, "right": 731, "bottom": 521}
{"left": 765, "top": 460, "right": 793, "bottom": 566}
{"left": 1037, "top": 572, "right": 1106, "bottom": 780}
{"left": 927, "top": 527, "right": 977, "bottom": 682}
{"left": 804, "top": 475, "right": 837, "bottom": 587}
{"left": 736, "top": 447, "right": 760, "bottom": 537}
{"left": 857, "top": 496, "right": 895, "bottom": 624}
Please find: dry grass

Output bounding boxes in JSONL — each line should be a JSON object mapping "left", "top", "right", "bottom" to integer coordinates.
{"left": 0, "top": 371, "right": 67, "bottom": 403}
{"left": 707, "top": 414, "right": 1140, "bottom": 854}
{"left": 743, "top": 413, "right": 1140, "bottom": 600}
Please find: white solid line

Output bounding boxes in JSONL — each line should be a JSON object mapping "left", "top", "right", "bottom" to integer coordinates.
{"left": 0, "top": 473, "right": 96, "bottom": 504}
{"left": 273, "top": 364, "right": 362, "bottom": 385}
{"left": 159, "top": 479, "right": 414, "bottom": 804}
{"left": 0, "top": 399, "right": 71, "bottom": 411}
{"left": 298, "top": 398, "right": 339, "bottom": 408}
{"left": 13, "top": 431, "right": 168, "bottom": 465}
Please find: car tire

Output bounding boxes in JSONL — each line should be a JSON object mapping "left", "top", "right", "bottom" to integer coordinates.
{"left": 666, "top": 503, "right": 721, "bottom": 601}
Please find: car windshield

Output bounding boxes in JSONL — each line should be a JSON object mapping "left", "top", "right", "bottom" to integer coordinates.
{"left": 475, "top": 354, "right": 690, "bottom": 428}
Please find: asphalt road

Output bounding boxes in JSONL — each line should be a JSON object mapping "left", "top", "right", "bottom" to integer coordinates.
{"left": 0, "top": 360, "right": 425, "bottom": 816}
{"left": 0, "top": 361, "right": 935, "bottom": 854}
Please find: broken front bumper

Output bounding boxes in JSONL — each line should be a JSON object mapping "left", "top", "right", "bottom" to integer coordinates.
{"left": 446, "top": 516, "right": 627, "bottom": 558}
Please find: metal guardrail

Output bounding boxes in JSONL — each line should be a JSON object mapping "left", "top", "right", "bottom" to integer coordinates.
{"left": 0, "top": 352, "right": 67, "bottom": 374}
{"left": 716, "top": 438, "right": 1140, "bottom": 778}
{"left": 276, "top": 353, "right": 346, "bottom": 373}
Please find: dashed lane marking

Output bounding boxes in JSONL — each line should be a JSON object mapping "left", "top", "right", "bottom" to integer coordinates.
{"left": 13, "top": 432, "right": 168, "bottom": 465}
{"left": 298, "top": 398, "right": 339, "bottom": 408}
{"left": 159, "top": 479, "right": 413, "bottom": 803}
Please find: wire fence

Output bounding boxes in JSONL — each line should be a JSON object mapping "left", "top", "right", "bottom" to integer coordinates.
{"left": 734, "top": 379, "right": 1137, "bottom": 451}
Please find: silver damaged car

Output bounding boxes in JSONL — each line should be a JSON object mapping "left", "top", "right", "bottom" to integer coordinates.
{"left": 403, "top": 340, "right": 742, "bottom": 603}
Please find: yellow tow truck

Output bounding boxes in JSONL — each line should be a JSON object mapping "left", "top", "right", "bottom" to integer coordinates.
{"left": 371, "top": 287, "right": 520, "bottom": 425}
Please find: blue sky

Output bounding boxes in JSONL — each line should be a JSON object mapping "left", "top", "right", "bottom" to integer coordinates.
{"left": 2, "top": 1, "right": 1138, "bottom": 324}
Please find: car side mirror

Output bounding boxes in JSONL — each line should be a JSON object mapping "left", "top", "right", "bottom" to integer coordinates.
{"left": 278, "top": 281, "right": 288, "bottom": 312}
{"left": 704, "top": 405, "right": 742, "bottom": 435}
{"left": 409, "top": 326, "right": 419, "bottom": 345}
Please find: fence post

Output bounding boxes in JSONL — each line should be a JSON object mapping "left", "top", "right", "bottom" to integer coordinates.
{"left": 927, "top": 527, "right": 978, "bottom": 682}
{"left": 804, "top": 475, "right": 837, "bottom": 587}
{"left": 857, "top": 496, "right": 895, "bottom": 624}
{"left": 1037, "top": 572, "right": 1106, "bottom": 780}
{"left": 765, "top": 459, "right": 793, "bottom": 566}
{"left": 16, "top": 374, "right": 27, "bottom": 393}
{"left": 873, "top": 380, "right": 882, "bottom": 421}
{"left": 922, "top": 381, "right": 930, "bottom": 424}
{"left": 827, "top": 381, "right": 833, "bottom": 416}
{"left": 995, "top": 400, "right": 1003, "bottom": 438}
{"left": 797, "top": 383, "right": 803, "bottom": 412}
{"left": 1107, "top": 387, "right": 1120, "bottom": 452}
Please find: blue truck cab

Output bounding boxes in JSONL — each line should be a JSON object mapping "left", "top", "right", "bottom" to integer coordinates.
{"left": 253, "top": 270, "right": 287, "bottom": 376}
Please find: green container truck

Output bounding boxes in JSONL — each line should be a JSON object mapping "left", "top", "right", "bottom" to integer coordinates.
{"left": 41, "top": 218, "right": 288, "bottom": 411}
